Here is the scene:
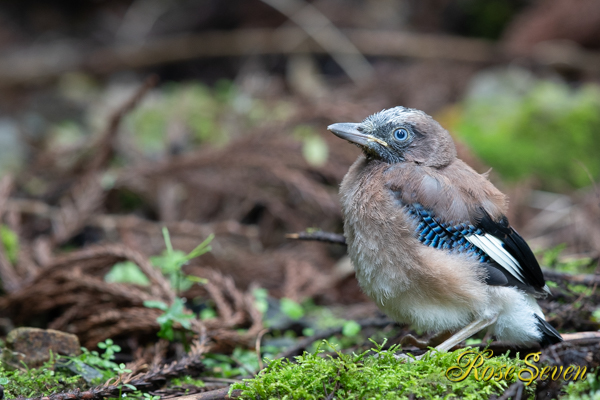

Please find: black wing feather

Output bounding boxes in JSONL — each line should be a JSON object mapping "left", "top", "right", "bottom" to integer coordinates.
{"left": 476, "top": 210, "right": 546, "bottom": 290}
{"left": 534, "top": 314, "right": 563, "bottom": 347}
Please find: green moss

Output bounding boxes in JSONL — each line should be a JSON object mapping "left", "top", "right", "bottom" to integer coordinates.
{"left": 561, "top": 369, "right": 600, "bottom": 399}
{"left": 0, "top": 358, "right": 84, "bottom": 398}
{"left": 232, "top": 342, "right": 533, "bottom": 399}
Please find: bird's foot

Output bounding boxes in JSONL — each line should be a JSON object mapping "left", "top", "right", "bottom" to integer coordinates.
{"left": 400, "top": 331, "right": 453, "bottom": 350}
{"left": 399, "top": 334, "right": 429, "bottom": 349}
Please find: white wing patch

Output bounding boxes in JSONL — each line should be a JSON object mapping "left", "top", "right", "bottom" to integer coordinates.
{"left": 466, "top": 234, "right": 526, "bottom": 284}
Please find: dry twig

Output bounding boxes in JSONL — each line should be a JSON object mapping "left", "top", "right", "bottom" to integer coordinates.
{"left": 286, "top": 230, "right": 346, "bottom": 244}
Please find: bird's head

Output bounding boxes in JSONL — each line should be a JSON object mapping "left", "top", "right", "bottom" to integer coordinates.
{"left": 328, "top": 106, "right": 457, "bottom": 167}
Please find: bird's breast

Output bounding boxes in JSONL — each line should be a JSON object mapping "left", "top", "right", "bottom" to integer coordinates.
{"left": 339, "top": 158, "right": 420, "bottom": 300}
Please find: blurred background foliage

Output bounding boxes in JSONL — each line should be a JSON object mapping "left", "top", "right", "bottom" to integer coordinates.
{"left": 454, "top": 69, "right": 600, "bottom": 191}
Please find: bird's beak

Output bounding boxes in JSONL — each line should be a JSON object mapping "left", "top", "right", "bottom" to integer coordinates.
{"left": 327, "top": 123, "right": 388, "bottom": 147}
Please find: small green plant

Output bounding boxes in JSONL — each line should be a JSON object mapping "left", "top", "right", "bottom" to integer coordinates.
{"left": 105, "top": 228, "right": 213, "bottom": 294}
{"left": 141, "top": 228, "right": 214, "bottom": 343}
{"left": 144, "top": 297, "right": 195, "bottom": 341}
{"left": 106, "top": 229, "right": 214, "bottom": 343}
{"left": 112, "top": 363, "right": 136, "bottom": 400}
{"left": 61, "top": 338, "right": 125, "bottom": 383}
{"left": 150, "top": 227, "right": 213, "bottom": 294}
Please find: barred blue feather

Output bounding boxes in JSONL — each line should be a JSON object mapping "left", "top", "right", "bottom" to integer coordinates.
{"left": 406, "top": 203, "right": 489, "bottom": 263}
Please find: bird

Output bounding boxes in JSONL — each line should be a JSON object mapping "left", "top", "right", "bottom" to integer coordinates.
{"left": 328, "top": 106, "right": 562, "bottom": 351}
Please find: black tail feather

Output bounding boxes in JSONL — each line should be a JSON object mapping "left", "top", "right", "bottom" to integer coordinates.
{"left": 534, "top": 314, "right": 563, "bottom": 348}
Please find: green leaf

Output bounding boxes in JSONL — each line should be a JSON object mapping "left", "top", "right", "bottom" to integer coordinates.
{"left": 162, "top": 226, "right": 173, "bottom": 254}
{"left": 301, "top": 134, "right": 329, "bottom": 167}
{"left": 253, "top": 288, "right": 269, "bottom": 314}
{"left": 342, "top": 320, "right": 361, "bottom": 337}
{"left": 302, "top": 327, "right": 315, "bottom": 337}
{"left": 150, "top": 230, "right": 214, "bottom": 294}
{"left": 184, "top": 233, "right": 215, "bottom": 261}
{"left": 186, "top": 275, "right": 208, "bottom": 284}
{"left": 143, "top": 300, "right": 168, "bottom": 311}
{"left": 200, "top": 308, "right": 217, "bottom": 320}
{"left": 280, "top": 298, "right": 304, "bottom": 320}
{"left": 105, "top": 261, "right": 150, "bottom": 286}
{"left": 0, "top": 224, "right": 19, "bottom": 264}
{"left": 149, "top": 297, "right": 195, "bottom": 342}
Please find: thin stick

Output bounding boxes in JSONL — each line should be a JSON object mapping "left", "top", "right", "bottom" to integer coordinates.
{"left": 286, "top": 231, "right": 346, "bottom": 245}
{"left": 255, "top": 328, "right": 269, "bottom": 371}
{"left": 86, "top": 74, "right": 158, "bottom": 172}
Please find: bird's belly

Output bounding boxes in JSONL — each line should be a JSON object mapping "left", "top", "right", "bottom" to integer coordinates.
{"left": 351, "top": 253, "right": 477, "bottom": 333}
{"left": 345, "top": 219, "right": 490, "bottom": 333}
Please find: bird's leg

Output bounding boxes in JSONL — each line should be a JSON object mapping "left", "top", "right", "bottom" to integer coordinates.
{"left": 434, "top": 315, "right": 498, "bottom": 352}
{"left": 481, "top": 329, "right": 494, "bottom": 344}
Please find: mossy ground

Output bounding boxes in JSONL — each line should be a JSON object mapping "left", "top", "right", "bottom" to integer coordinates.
{"left": 232, "top": 342, "right": 534, "bottom": 400}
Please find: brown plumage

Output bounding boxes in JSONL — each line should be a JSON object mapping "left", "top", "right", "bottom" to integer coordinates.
{"left": 329, "top": 106, "right": 562, "bottom": 351}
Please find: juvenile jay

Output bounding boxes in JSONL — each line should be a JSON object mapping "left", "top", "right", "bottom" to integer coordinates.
{"left": 328, "top": 106, "right": 562, "bottom": 351}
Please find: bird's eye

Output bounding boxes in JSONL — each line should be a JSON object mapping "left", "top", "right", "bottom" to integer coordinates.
{"left": 393, "top": 128, "right": 409, "bottom": 141}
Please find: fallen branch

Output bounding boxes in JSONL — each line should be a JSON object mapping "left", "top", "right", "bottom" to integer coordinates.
{"left": 0, "top": 28, "right": 498, "bottom": 87}
{"left": 542, "top": 268, "right": 600, "bottom": 286}
{"left": 5, "top": 28, "right": 600, "bottom": 88}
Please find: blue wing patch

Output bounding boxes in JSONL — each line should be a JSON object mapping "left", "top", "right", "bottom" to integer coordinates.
{"left": 406, "top": 203, "right": 489, "bottom": 263}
